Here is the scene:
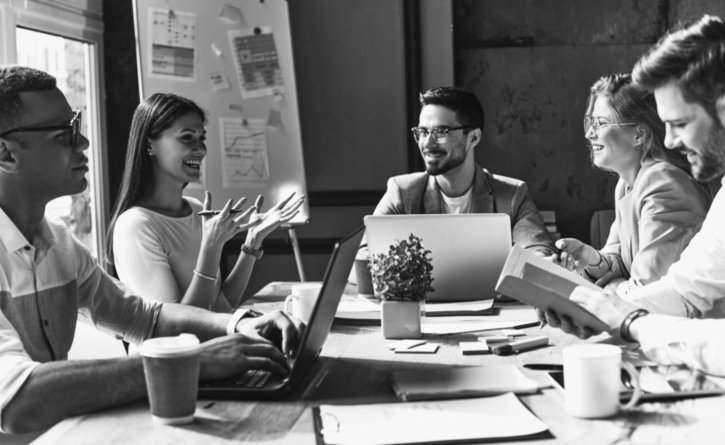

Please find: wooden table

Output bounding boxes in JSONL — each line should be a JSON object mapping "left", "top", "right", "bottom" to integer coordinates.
{"left": 32, "top": 282, "right": 725, "bottom": 444}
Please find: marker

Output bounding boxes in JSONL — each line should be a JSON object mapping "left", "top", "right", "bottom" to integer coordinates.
{"left": 522, "top": 364, "right": 564, "bottom": 371}
{"left": 197, "top": 209, "right": 248, "bottom": 216}
{"left": 492, "top": 335, "right": 549, "bottom": 356}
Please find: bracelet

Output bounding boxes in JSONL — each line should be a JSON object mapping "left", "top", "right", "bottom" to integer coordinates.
{"left": 193, "top": 269, "right": 217, "bottom": 282}
{"left": 619, "top": 308, "right": 649, "bottom": 343}
{"left": 241, "top": 243, "right": 264, "bottom": 260}
{"left": 226, "top": 309, "right": 259, "bottom": 335}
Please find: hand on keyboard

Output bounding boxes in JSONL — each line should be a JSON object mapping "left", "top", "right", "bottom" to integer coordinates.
{"left": 198, "top": 334, "right": 291, "bottom": 381}
{"left": 233, "top": 310, "right": 307, "bottom": 358}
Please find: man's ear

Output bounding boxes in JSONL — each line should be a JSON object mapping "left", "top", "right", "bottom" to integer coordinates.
{"left": 468, "top": 128, "right": 482, "bottom": 148}
{"left": 0, "top": 139, "right": 19, "bottom": 173}
{"left": 716, "top": 94, "right": 725, "bottom": 128}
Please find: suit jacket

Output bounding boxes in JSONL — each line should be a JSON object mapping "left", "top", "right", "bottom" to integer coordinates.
{"left": 373, "top": 166, "right": 556, "bottom": 255}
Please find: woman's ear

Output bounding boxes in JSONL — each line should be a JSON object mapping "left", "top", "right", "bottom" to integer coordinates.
{"left": 633, "top": 125, "right": 646, "bottom": 146}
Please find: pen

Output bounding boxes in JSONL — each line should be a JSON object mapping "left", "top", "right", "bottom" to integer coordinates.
{"left": 539, "top": 319, "right": 548, "bottom": 330}
{"left": 197, "top": 209, "right": 247, "bottom": 216}
{"left": 522, "top": 364, "right": 564, "bottom": 371}
{"left": 492, "top": 335, "right": 549, "bottom": 356}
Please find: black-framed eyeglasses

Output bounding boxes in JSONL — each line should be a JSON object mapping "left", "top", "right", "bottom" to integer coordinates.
{"left": 0, "top": 110, "right": 82, "bottom": 148}
{"left": 411, "top": 125, "right": 471, "bottom": 143}
{"left": 583, "top": 115, "right": 635, "bottom": 135}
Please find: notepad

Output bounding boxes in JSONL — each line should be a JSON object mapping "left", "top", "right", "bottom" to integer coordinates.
{"left": 316, "top": 393, "right": 550, "bottom": 445}
{"left": 390, "top": 364, "right": 542, "bottom": 401}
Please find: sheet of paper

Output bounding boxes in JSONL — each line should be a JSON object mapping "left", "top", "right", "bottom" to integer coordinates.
{"left": 422, "top": 321, "right": 529, "bottom": 335}
{"left": 425, "top": 299, "right": 494, "bottom": 314}
{"left": 395, "top": 343, "right": 439, "bottom": 354}
{"left": 319, "top": 393, "right": 548, "bottom": 445}
{"left": 148, "top": 8, "right": 196, "bottom": 81}
{"left": 220, "top": 117, "right": 270, "bottom": 188}
{"left": 228, "top": 27, "right": 285, "bottom": 99}
{"left": 335, "top": 294, "right": 381, "bottom": 320}
{"left": 385, "top": 340, "right": 426, "bottom": 350}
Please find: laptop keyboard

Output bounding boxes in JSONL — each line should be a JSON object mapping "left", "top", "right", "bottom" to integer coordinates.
{"left": 201, "top": 369, "right": 272, "bottom": 389}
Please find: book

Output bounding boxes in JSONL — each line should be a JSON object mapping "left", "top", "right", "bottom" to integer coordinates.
{"left": 315, "top": 393, "right": 550, "bottom": 445}
{"left": 494, "top": 245, "right": 609, "bottom": 332}
{"left": 390, "top": 364, "right": 542, "bottom": 401}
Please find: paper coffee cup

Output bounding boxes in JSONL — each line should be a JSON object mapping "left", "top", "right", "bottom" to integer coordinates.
{"left": 140, "top": 333, "right": 201, "bottom": 425}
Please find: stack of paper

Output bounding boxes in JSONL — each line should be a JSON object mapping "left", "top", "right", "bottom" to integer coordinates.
{"left": 317, "top": 393, "right": 549, "bottom": 445}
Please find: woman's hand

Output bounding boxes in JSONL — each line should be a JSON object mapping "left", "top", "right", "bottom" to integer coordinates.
{"left": 200, "top": 192, "right": 261, "bottom": 251}
{"left": 246, "top": 192, "right": 306, "bottom": 247}
{"left": 551, "top": 238, "right": 600, "bottom": 273}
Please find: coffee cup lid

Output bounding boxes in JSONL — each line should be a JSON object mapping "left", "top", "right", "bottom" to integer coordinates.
{"left": 140, "top": 333, "right": 200, "bottom": 358}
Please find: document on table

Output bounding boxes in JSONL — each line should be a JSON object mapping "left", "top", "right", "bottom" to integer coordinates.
{"left": 316, "top": 393, "right": 549, "bottom": 445}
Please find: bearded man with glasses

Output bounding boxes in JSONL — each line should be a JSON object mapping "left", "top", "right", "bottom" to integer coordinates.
{"left": 368, "top": 86, "right": 555, "bottom": 256}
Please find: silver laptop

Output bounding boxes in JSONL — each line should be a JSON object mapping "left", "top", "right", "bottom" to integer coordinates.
{"left": 364, "top": 214, "right": 511, "bottom": 301}
{"left": 198, "top": 226, "right": 364, "bottom": 399}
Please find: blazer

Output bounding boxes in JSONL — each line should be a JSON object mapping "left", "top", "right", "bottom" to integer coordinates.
{"left": 373, "top": 165, "right": 556, "bottom": 255}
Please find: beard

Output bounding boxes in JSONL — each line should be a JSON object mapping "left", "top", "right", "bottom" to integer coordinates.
{"left": 424, "top": 141, "right": 468, "bottom": 176}
{"left": 688, "top": 123, "right": 725, "bottom": 182}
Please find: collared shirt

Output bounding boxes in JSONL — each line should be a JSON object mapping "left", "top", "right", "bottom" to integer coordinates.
{"left": 0, "top": 208, "right": 162, "bottom": 433}
{"left": 624, "top": 175, "right": 725, "bottom": 318}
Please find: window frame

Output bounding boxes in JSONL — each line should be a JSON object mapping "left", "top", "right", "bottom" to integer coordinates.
{"left": 0, "top": 0, "right": 110, "bottom": 259}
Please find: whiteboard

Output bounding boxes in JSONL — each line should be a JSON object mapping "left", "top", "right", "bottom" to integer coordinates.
{"left": 132, "top": 0, "right": 309, "bottom": 224}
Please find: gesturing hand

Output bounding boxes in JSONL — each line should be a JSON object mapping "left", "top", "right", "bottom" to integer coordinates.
{"left": 247, "top": 192, "right": 306, "bottom": 245}
{"left": 198, "top": 334, "right": 290, "bottom": 381}
{"left": 552, "top": 238, "right": 600, "bottom": 274}
{"left": 200, "top": 192, "right": 261, "bottom": 250}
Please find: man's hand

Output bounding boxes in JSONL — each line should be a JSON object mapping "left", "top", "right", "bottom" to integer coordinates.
{"left": 235, "top": 310, "right": 306, "bottom": 357}
{"left": 551, "top": 238, "right": 600, "bottom": 273}
{"left": 198, "top": 335, "right": 291, "bottom": 381}
{"left": 569, "top": 286, "right": 639, "bottom": 336}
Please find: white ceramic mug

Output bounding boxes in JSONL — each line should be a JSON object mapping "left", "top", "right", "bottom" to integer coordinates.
{"left": 284, "top": 283, "right": 323, "bottom": 323}
{"left": 563, "top": 344, "right": 641, "bottom": 418}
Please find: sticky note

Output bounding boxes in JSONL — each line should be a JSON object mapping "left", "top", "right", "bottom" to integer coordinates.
{"left": 386, "top": 339, "right": 426, "bottom": 350}
{"left": 503, "top": 329, "right": 526, "bottom": 337}
{"left": 228, "top": 103, "right": 243, "bottom": 112}
{"left": 460, "top": 342, "right": 490, "bottom": 355}
{"left": 219, "top": 3, "right": 242, "bottom": 23}
{"left": 209, "top": 72, "right": 230, "bottom": 91}
{"left": 396, "top": 343, "right": 439, "bottom": 354}
{"left": 267, "top": 109, "right": 283, "bottom": 128}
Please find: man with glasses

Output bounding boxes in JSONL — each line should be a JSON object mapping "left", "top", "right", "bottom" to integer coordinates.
{"left": 372, "top": 86, "right": 555, "bottom": 255}
{"left": 0, "top": 66, "right": 304, "bottom": 435}
{"left": 545, "top": 15, "right": 725, "bottom": 376}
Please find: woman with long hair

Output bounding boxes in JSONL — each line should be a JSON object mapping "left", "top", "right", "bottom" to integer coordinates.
{"left": 554, "top": 73, "right": 711, "bottom": 295}
{"left": 107, "top": 93, "right": 304, "bottom": 311}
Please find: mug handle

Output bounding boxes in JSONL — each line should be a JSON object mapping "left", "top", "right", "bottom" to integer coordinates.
{"left": 284, "top": 294, "right": 297, "bottom": 314}
{"left": 620, "top": 361, "right": 642, "bottom": 409}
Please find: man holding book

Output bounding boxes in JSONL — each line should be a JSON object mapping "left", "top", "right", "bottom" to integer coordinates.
{"left": 545, "top": 15, "right": 725, "bottom": 376}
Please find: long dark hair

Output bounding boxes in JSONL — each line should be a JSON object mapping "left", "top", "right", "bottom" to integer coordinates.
{"left": 585, "top": 72, "right": 691, "bottom": 174}
{"left": 105, "top": 93, "right": 206, "bottom": 265}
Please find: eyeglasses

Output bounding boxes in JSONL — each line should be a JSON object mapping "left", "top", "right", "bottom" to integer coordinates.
{"left": 583, "top": 115, "right": 635, "bottom": 135}
{"left": 0, "top": 110, "right": 82, "bottom": 148}
{"left": 411, "top": 125, "right": 471, "bottom": 143}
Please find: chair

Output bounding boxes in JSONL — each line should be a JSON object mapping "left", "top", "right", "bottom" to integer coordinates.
{"left": 590, "top": 210, "right": 615, "bottom": 250}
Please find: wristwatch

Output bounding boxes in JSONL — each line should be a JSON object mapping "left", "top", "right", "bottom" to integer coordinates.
{"left": 226, "top": 308, "right": 261, "bottom": 335}
{"left": 241, "top": 243, "right": 264, "bottom": 259}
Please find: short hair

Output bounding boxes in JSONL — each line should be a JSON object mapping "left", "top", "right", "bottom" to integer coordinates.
{"left": 0, "top": 66, "right": 57, "bottom": 141}
{"left": 419, "top": 86, "right": 485, "bottom": 132}
{"left": 586, "top": 73, "right": 691, "bottom": 174}
{"left": 105, "top": 93, "right": 206, "bottom": 265}
{"left": 633, "top": 15, "right": 725, "bottom": 120}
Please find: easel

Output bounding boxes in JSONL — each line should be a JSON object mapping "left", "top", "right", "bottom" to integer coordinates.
{"left": 285, "top": 224, "right": 306, "bottom": 282}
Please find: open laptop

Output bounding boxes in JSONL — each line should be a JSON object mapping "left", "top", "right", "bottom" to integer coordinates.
{"left": 364, "top": 214, "right": 511, "bottom": 301}
{"left": 198, "top": 226, "right": 364, "bottom": 400}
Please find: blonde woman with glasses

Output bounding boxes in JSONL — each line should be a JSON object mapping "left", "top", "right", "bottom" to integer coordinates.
{"left": 553, "top": 73, "right": 711, "bottom": 295}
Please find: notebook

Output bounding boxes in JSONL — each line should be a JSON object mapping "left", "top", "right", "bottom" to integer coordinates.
{"left": 364, "top": 214, "right": 512, "bottom": 301}
{"left": 198, "top": 226, "right": 364, "bottom": 400}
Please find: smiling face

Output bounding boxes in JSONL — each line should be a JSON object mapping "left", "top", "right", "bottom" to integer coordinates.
{"left": 417, "top": 104, "right": 478, "bottom": 176}
{"left": 586, "top": 95, "right": 642, "bottom": 176}
{"left": 3, "top": 88, "right": 90, "bottom": 202}
{"left": 655, "top": 81, "right": 725, "bottom": 181}
{"left": 148, "top": 111, "right": 206, "bottom": 186}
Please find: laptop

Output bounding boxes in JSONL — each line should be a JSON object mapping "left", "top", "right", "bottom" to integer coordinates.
{"left": 198, "top": 226, "right": 365, "bottom": 400}
{"left": 364, "top": 214, "right": 511, "bottom": 301}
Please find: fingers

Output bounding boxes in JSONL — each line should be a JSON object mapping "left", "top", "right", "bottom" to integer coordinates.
{"left": 219, "top": 198, "right": 233, "bottom": 218}
{"left": 203, "top": 191, "right": 212, "bottom": 214}
{"left": 279, "top": 210, "right": 300, "bottom": 224}
{"left": 231, "top": 197, "right": 248, "bottom": 212}
{"left": 237, "top": 218, "right": 263, "bottom": 232}
{"left": 254, "top": 195, "right": 264, "bottom": 212}
{"left": 281, "top": 314, "right": 306, "bottom": 357}
{"left": 259, "top": 311, "right": 304, "bottom": 357}
{"left": 232, "top": 205, "right": 257, "bottom": 224}
{"left": 544, "top": 309, "right": 561, "bottom": 328}
{"left": 274, "top": 192, "right": 296, "bottom": 210}
{"left": 283, "top": 196, "right": 305, "bottom": 214}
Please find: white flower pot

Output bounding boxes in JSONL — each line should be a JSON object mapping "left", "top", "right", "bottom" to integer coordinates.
{"left": 381, "top": 300, "right": 424, "bottom": 339}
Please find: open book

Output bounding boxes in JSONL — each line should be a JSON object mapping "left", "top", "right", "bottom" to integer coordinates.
{"left": 494, "top": 245, "right": 609, "bottom": 332}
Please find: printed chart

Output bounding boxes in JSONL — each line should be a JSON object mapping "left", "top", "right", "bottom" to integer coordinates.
{"left": 149, "top": 8, "right": 196, "bottom": 80}
{"left": 228, "top": 27, "right": 285, "bottom": 99}
{"left": 220, "top": 118, "right": 270, "bottom": 188}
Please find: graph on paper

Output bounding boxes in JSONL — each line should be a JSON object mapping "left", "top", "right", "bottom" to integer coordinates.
{"left": 220, "top": 118, "right": 270, "bottom": 188}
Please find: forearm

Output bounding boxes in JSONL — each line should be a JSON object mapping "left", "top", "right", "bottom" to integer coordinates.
{"left": 2, "top": 357, "right": 145, "bottom": 435}
{"left": 153, "top": 302, "right": 230, "bottom": 341}
{"left": 179, "top": 243, "right": 224, "bottom": 309}
{"left": 222, "top": 237, "right": 259, "bottom": 307}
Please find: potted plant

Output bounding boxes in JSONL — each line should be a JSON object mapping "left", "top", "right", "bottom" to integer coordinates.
{"left": 369, "top": 234, "right": 434, "bottom": 339}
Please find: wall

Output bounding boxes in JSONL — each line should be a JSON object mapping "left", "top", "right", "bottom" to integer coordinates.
{"left": 454, "top": 0, "right": 725, "bottom": 242}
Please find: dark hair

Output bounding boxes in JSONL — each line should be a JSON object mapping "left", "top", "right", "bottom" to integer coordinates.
{"left": 0, "top": 66, "right": 56, "bottom": 144}
{"left": 105, "top": 93, "right": 206, "bottom": 265}
{"left": 586, "top": 73, "right": 691, "bottom": 173}
{"left": 419, "top": 86, "right": 485, "bottom": 132}
{"left": 633, "top": 15, "right": 725, "bottom": 121}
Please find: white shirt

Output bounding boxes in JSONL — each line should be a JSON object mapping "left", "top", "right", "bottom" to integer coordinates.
{"left": 624, "top": 175, "right": 725, "bottom": 318}
{"left": 440, "top": 186, "right": 473, "bottom": 214}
